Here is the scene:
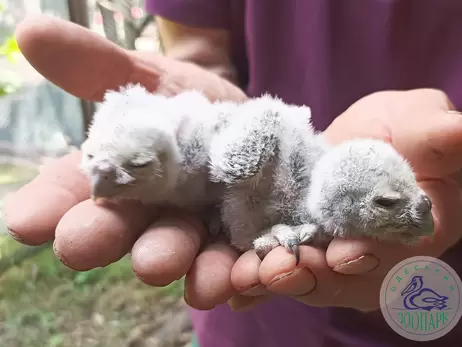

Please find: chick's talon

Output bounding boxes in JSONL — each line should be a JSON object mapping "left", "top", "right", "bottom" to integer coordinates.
{"left": 290, "top": 244, "right": 301, "bottom": 265}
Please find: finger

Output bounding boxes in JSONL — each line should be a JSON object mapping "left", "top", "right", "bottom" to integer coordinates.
{"left": 383, "top": 90, "right": 462, "bottom": 177}
{"left": 417, "top": 109, "right": 462, "bottom": 176}
{"left": 326, "top": 238, "right": 402, "bottom": 276}
{"left": 54, "top": 199, "right": 151, "bottom": 271}
{"left": 259, "top": 246, "right": 381, "bottom": 309}
{"left": 131, "top": 213, "right": 208, "bottom": 287}
{"left": 422, "top": 179, "right": 462, "bottom": 251}
{"left": 230, "top": 250, "right": 268, "bottom": 295}
{"left": 15, "top": 15, "right": 158, "bottom": 101}
{"left": 132, "top": 51, "right": 248, "bottom": 102}
{"left": 392, "top": 107, "right": 462, "bottom": 178}
{"left": 184, "top": 240, "right": 240, "bottom": 310}
{"left": 3, "top": 152, "right": 90, "bottom": 245}
{"left": 324, "top": 89, "right": 462, "bottom": 177}
{"left": 259, "top": 246, "right": 317, "bottom": 296}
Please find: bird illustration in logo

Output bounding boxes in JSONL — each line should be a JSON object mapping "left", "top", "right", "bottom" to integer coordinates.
{"left": 401, "top": 275, "right": 449, "bottom": 311}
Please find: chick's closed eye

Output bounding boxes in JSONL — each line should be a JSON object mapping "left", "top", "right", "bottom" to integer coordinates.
{"left": 373, "top": 196, "right": 401, "bottom": 208}
{"left": 125, "top": 159, "right": 153, "bottom": 169}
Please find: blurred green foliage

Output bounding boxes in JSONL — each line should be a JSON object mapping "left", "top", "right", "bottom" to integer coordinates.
{"left": 0, "top": 3, "right": 22, "bottom": 96}
{"left": 0, "top": 35, "right": 19, "bottom": 63}
{"left": 0, "top": 4, "right": 187, "bottom": 345}
{"left": 0, "top": 235, "right": 185, "bottom": 347}
{"left": 0, "top": 163, "right": 184, "bottom": 345}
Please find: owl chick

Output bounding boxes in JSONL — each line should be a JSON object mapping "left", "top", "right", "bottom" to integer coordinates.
{"left": 209, "top": 98, "right": 434, "bottom": 264}
{"left": 208, "top": 95, "right": 329, "bottom": 258}
{"left": 79, "top": 84, "right": 229, "bottom": 232}
{"left": 307, "top": 138, "right": 434, "bottom": 240}
{"left": 80, "top": 85, "right": 434, "bottom": 265}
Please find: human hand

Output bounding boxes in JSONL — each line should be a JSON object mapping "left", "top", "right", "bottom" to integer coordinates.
{"left": 229, "top": 89, "right": 462, "bottom": 312}
{"left": 5, "top": 15, "right": 247, "bottom": 310}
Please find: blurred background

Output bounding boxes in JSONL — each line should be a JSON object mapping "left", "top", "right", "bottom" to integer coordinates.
{"left": 0, "top": 1, "right": 190, "bottom": 346}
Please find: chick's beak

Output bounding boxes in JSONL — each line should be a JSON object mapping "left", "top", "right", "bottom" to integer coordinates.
{"left": 90, "top": 168, "right": 116, "bottom": 201}
{"left": 89, "top": 163, "right": 134, "bottom": 202}
{"left": 90, "top": 174, "right": 103, "bottom": 200}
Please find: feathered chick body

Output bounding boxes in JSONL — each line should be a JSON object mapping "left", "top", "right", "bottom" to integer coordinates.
{"left": 80, "top": 85, "right": 434, "bottom": 264}
{"left": 208, "top": 97, "right": 434, "bottom": 263}
{"left": 208, "top": 95, "right": 328, "bottom": 254}
{"left": 80, "top": 84, "right": 231, "bottom": 233}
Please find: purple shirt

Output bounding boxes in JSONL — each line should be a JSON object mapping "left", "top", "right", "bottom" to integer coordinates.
{"left": 146, "top": 1, "right": 462, "bottom": 346}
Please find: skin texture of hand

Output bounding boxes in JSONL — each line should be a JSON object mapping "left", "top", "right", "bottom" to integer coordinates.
{"left": 7, "top": 16, "right": 462, "bottom": 314}
{"left": 229, "top": 89, "right": 462, "bottom": 312}
{"left": 5, "top": 15, "right": 247, "bottom": 310}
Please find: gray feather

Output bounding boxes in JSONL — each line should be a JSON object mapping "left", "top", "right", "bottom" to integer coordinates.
{"left": 80, "top": 85, "right": 434, "bottom": 262}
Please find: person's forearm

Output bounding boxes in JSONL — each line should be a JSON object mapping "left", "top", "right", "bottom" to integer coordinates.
{"left": 155, "top": 16, "right": 239, "bottom": 85}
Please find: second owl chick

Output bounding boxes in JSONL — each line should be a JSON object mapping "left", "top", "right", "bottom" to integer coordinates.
{"left": 208, "top": 99, "right": 434, "bottom": 263}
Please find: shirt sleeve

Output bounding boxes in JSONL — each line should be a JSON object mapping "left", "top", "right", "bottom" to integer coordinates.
{"left": 145, "top": 0, "right": 231, "bottom": 29}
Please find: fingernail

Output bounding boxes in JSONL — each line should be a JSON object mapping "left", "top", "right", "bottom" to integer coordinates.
{"left": 270, "top": 270, "right": 296, "bottom": 284}
{"left": 268, "top": 268, "right": 316, "bottom": 296}
{"left": 240, "top": 283, "right": 267, "bottom": 297}
{"left": 183, "top": 290, "right": 190, "bottom": 305}
{"left": 7, "top": 228, "right": 24, "bottom": 243}
{"left": 182, "top": 281, "right": 216, "bottom": 311}
{"left": 53, "top": 241, "right": 72, "bottom": 269}
{"left": 333, "top": 254, "right": 379, "bottom": 274}
{"left": 228, "top": 294, "right": 266, "bottom": 312}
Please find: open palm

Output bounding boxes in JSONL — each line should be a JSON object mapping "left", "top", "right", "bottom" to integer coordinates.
{"left": 6, "top": 15, "right": 462, "bottom": 313}
{"left": 229, "top": 89, "right": 462, "bottom": 311}
{"left": 5, "top": 15, "right": 247, "bottom": 311}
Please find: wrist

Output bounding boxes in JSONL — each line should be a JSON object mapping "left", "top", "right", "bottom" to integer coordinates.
{"left": 156, "top": 17, "right": 242, "bottom": 86}
{"left": 129, "top": 50, "right": 247, "bottom": 102}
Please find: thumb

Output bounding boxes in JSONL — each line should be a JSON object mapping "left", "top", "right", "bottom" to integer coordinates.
{"left": 391, "top": 106, "right": 462, "bottom": 179}
{"left": 15, "top": 15, "right": 160, "bottom": 102}
{"left": 324, "top": 89, "right": 462, "bottom": 178}
{"left": 16, "top": 15, "right": 247, "bottom": 104}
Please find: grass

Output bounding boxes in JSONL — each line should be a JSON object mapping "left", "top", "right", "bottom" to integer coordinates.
{"left": 0, "top": 162, "right": 189, "bottom": 347}
{"left": 0, "top": 236, "right": 186, "bottom": 347}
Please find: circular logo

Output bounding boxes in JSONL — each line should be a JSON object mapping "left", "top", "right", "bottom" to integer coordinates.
{"left": 380, "top": 256, "right": 462, "bottom": 341}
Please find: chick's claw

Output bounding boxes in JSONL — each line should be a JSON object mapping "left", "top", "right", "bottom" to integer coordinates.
{"left": 287, "top": 242, "right": 301, "bottom": 265}
{"left": 283, "top": 224, "right": 320, "bottom": 264}
{"left": 253, "top": 224, "right": 305, "bottom": 264}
